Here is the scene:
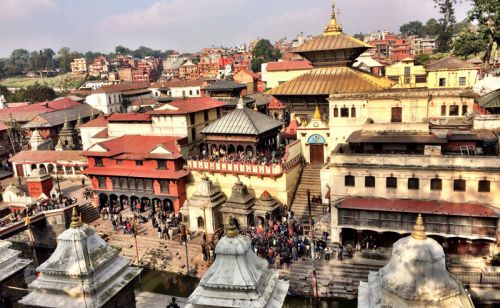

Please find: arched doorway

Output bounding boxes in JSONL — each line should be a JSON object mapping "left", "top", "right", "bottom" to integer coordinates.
{"left": 47, "top": 164, "right": 55, "bottom": 173}
{"left": 99, "top": 194, "right": 109, "bottom": 210}
{"left": 119, "top": 195, "right": 129, "bottom": 210}
{"left": 141, "top": 197, "right": 151, "bottom": 213}
{"left": 109, "top": 194, "right": 118, "bottom": 211}
{"left": 197, "top": 216, "right": 204, "bottom": 228}
{"left": 307, "top": 134, "right": 326, "bottom": 164}
{"left": 130, "top": 196, "right": 140, "bottom": 212}
{"left": 39, "top": 165, "right": 47, "bottom": 173}
{"left": 152, "top": 198, "right": 162, "bottom": 213}
{"left": 163, "top": 199, "right": 173, "bottom": 213}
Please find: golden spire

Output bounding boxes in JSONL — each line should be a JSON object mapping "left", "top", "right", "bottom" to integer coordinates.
{"left": 237, "top": 94, "right": 244, "bottom": 109}
{"left": 411, "top": 214, "right": 427, "bottom": 240}
{"left": 324, "top": 0, "right": 343, "bottom": 35}
{"left": 70, "top": 206, "right": 83, "bottom": 229}
{"left": 225, "top": 217, "right": 239, "bottom": 238}
{"left": 313, "top": 106, "right": 321, "bottom": 120}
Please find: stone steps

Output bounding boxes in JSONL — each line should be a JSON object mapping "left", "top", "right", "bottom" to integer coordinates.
{"left": 79, "top": 203, "right": 100, "bottom": 223}
{"left": 290, "top": 164, "right": 324, "bottom": 218}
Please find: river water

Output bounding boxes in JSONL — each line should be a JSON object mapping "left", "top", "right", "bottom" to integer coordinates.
{"left": 136, "top": 268, "right": 357, "bottom": 308}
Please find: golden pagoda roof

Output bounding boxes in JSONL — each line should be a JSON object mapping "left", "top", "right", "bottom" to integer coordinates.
{"left": 268, "top": 67, "right": 393, "bottom": 96}
{"left": 293, "top": 33, "right": 372, "bottom": 54}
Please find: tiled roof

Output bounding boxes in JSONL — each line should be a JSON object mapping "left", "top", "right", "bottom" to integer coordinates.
{"left": 268, "top": 97, "right": 287, "bottom": 110}
{"left": 292, "top": 33, "right": 372, "bottom": 53}
{"left": 426, "top": 56, "right": 477, "bottom": 71}
{"left": 266, "top": 61, "right": 313, "bottom": 72}
{"left": 0, "top": 98, "right": 80, "bottom": 123}
{"left": 107, "top": 113, "right": 152, "bottom": 122}
{"left": 82, "top": 135, "right": 182, "bottom": 159}
{"left": 147, "top": 97, "right": 225, "bottom": 115}
{"left": 346, "top": 130, "right": 446, "bottom": 144}
{"left": 92, "top": 128, "right": 109, "bottom": 139}
{"left": 204, "top": 80, "right": 246, "bottom": 91}
{"left": 268, "top": 67, "right": 393, "bottom": 95}
{"left": 337, "top": 197, "right": 498, "bottom": 218}
{"left": 214, "top": 96, "right": 257, "bottom": 107}
{"left": 202, "top": 107, "right": 282, "bottom": 136}
{"left": 92, "top": 82, "right": 150, "bottom": 94}
{"left": 9, "top": 150, "right": 86, "bottom": 164}
{"left": 235, "top": 68, "right": 260, "bottom": 79}
{"left": 23, "top": 104, "right": 100, "bottom": 128}
{"left": 78, "top": 116, "right": 108, "bottom": 128}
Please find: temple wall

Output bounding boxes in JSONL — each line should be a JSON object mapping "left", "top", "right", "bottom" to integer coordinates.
{"left": 0, "top": 269, "right": 28, "bottom": 307}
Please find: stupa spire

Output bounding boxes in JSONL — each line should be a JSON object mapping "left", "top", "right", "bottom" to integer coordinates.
{"left": 225, "top": 217, "right": 239, "bottom": 237}
{"left": 236, "top": 94, "right": 244, "bottom": 109}
{"left": 70, "top": 206, "right": 83, "bottom": 229}
{"left": 324, "top": 0, "right": 343, "bottom": 35}
{"left": 411, "top": 214, "right": 427, "bottom": 240}
{"left": 313, "top": 105, "right": 321, "bottom": 120}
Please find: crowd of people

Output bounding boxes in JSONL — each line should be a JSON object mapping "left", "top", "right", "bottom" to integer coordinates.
{"left": 189, "top": 144, "right": 286, "bottom": 166}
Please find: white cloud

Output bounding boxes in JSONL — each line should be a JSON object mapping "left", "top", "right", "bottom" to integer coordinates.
{"left": 0, "top": 0, "right": 57, "bottom": 21}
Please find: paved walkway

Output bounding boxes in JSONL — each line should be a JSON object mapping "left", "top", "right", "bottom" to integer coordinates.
{"left": 135, "top": 291, "right": 187, "bottom": 308}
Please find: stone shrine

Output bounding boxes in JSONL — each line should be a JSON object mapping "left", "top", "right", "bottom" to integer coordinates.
{"left": 19, "top": 207, "right": 142, "bottom": 307}
{"left": 220, "top": 180, "right": 255, "bottom": 230}
{"left": 252, "top": 191, "right": 283, "bottom": 227}
{"left": 55, "top": 118, "right": 80, "bottom": 151}
{"left": 186, "top": 219, "right": 289, "bottom": 307}
{"left": 358, "top": 214, "right": 475, "bottom": 308}
{"left": 0, "top": 240, "right": 31, "bottom": 306}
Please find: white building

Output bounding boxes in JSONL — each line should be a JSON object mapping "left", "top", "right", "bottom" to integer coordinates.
{"left": 85, "top": 83, "right": 152, "bottom": 114}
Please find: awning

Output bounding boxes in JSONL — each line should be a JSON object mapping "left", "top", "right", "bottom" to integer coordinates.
{"left": 337, "top": 197, "right": 498, "bottom": 218}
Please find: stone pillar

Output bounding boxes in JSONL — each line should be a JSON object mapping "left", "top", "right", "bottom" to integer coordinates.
{"left": 13, "top": 163, "right": 18, "bottom": 177}
{"left": 330, "top": 205, "right": 340, "bottom": 243}
{"left": 72, "top": 167, "right": 76, "bottom": 175}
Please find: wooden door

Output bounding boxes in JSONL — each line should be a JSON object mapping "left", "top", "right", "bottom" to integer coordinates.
{"left": 15, "top": 164, "right": 24, "bottom": 177}
{"left": 310, "top": 145, "right": 324, "bottom": 164}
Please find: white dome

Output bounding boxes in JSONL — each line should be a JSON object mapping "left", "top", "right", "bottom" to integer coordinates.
{"left": 379, "top": 228, "right": 461, "bottom": 302}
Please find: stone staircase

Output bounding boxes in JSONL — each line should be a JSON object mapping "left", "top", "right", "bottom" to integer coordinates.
{"left": 290, "top": 164, "right": 324, "bottom": 219}
{"left": 280, "top": 256, "right": 386, "bottom": 299}
{"left": 79, "top": 203, "right": 100, "bottom": 224}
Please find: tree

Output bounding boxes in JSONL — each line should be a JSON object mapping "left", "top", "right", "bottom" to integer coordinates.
{"left": 423, "top": 18, "right": 441, "bottom": 37}
{"left": 13, "top": 82, "right": 56, "bottom": 103}
{"left": 415, "top": 54, "right": 432, "bottom": 65}
{"left": 400, "top": 21, "right": 424, "bottom": 37}
{"left": 467, "top": 0, "right": 499, "bottom": 68}
{"left": 0, "top": 85, "right": 9, "bottom": 98}
{"left": 115, "top": 45, "right": 131, "bottom": 55}
{"left": 452, "top": 30, "right": 488, "bottom": 58}
{"left": 353, "top": 33, "right": 365, "bottom": 41}
{"left": 57, "top": 47, "right": 72, "bottom": 73}
{"left": 84, "top": 51, "right": 103, "bottom": 63}
{"left": 251, "top": 39, "right": 281, "bottom": 72}
{"left": 434, "top": 0, "right": 457, "bottom": 52}
{"left": 5, "top": 49, "right": 30, "bottom": 75}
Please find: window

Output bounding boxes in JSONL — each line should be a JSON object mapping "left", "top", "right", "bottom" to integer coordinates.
{"left": 344, "top": 175, "right": 355, "bottom": 187}
{"left": 391, "top": 107, "right": 402, "bottom": 123}
{"left": 135, "top": 160, "right": 143, "bottom": 166}
{"left": 462, "top": 105, "right": 468, "bottom": 115}
{"left": 404, "top": 66, "right": 411, "bottom": 84}
{"left": 333, "top": 107, "right": 339, "bottom": 117}
{"left": 430, "top": 178, "right": 442, "bottom": 191}
{"left": 160, "top": 180, "right": 169, "bottom": 193}
{"left": 453, "top": 179, "right": 466, "bottom": 192}
{"left": 386, "top": 177, "right": 397, "bottom": 189}
{"left": 97, "top": 176, "right": 106, "bottom": 189}
{"left": 216, "top": 108, "right": 221, "bottom": 118}
{"left": 111, "top": 177, "right": 119, "bottom": 189}
{"left": 196, "top": 89, "right": 200, "bottom": 95}
{"left": 441, "top": 105, "right": 446, "bottom": 116}
{"left": 116, "top": 159, "right": 123, "bottom": 165}
{"left": 157, "top": 160, "right": 166, "bottom": 170}
{"left": 191, "top": 127, "right": 196, "bottom": 141}
{"left": 459, "top": 77, "right": 466, "bottom": 86}
{"left": 340, "top": 108, "right": 349, "bottom": 117}
{"left": 408, "top": 178, "right": 419, "bottom": 190}
{"left": 190, "top": 113, "right": 196, "bottom": 125}
{"left": 365, "top": 176, "right": 375, "bottom": 188}
{"left": 416, "top": 75, "right": 427, "bottom": 83}
{"left": 351, "top": 107, "right": 356, "bottom": 118}
{"left": 189, "top": 90, "right": 193, "bottom": 96}
{"left": 439, "top": 78, "right": 446, "bottom": 87}
{"left": 478, "top": 180, "right": 490, "bottom": 193}
{"left": 449, "top": 105, "right": 459, "bottom": 116}
{"left": 204, "top": 110, "right": 209, "bottom": 122}
{"left": 95, "top": 157, "right": 103, "bottom": 167}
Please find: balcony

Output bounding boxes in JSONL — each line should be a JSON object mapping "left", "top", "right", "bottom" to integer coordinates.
{"left": 330, "top": 152, "right": 500, "bottom": 170}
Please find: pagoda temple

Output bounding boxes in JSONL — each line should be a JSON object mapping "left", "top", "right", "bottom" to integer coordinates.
{"left": 358, "top": 214, "right": 475, "bottom": 308}
{"left": 220, "top": 180, "right": 256, "bottom": 230}
{"left": 252, "top": 191, "right": 283, "bottom": 227}
{"left": 186, "top": 219, "right": 289, "bottom": 307}
{"left": 269, "top": 0, "right": 392, "bottom": 119}
{"left": 19, "top": 207, "right": 142, "bottom": 308}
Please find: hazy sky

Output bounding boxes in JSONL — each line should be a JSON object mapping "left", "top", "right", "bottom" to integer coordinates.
{"left": 0, "top": 0, "right": 473, "bottom": 57}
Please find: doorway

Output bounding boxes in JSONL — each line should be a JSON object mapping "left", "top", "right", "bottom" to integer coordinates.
{"left": 310, "top": 144, "right": 324, "bottom": 164}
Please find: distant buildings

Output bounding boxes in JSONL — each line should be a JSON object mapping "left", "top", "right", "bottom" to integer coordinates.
{"left": 69, "top": 57, "right": 87, "bottom": 74}
{"left": 85, "top": 82, "right": 151, "bottom": 114}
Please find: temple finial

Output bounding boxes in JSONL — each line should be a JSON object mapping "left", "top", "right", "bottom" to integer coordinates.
{"left": 237, "top": 94, "right": 244, "bottom": 109}
{"left": 225, "top": 217, "right": 239, "bottom": 238}
{"left": 313, "top": 106, "right": 321, "bottom": 120}
{"left": 411, "top": 214, "right": 427, "bottom": 240}
{"left": 70, "top": 206, "right": 83, "bottom": 229}
{"left": 324, "top": 0, "right": 343, "bottom": 35}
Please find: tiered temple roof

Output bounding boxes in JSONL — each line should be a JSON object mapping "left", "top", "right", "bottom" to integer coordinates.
{"left": 252, "top": 191, "right": 283, "bottom": 220}
{"left": 19, "top": 207, "right": 141, "bottom": 308}
{"left": 186, "top": 220, "right": 289, "bottom": 307}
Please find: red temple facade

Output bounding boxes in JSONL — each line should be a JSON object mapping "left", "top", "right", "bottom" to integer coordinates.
{"left": 82, "top": 135, "right": 190, "bottom": 214}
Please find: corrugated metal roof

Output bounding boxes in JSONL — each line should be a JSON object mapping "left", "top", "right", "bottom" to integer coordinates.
{"left": 201, "top": 108, "right": 282, "bottom": 136}
{"left": 204, "top": 80, "right": 246, "bottom": 91}
{"left": 426, "top": 56, "right": 477, "bottom": 71}
{"left": 346, "top": 130, "right": 446, "bottom": 144}
{"left": 476, "top": 89, "right": 500, "bottom": 109}
{"left": 215, "top": 96, "right": 256, "bottom": 107}
{"left": 292, "top": 33, "right": 372, "bottom": 53}
{"left": 23, "top": 104, "right": 100, "bottom": 128}
{"left": 268, "top": 67, "right": 393, "bottom": 95}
